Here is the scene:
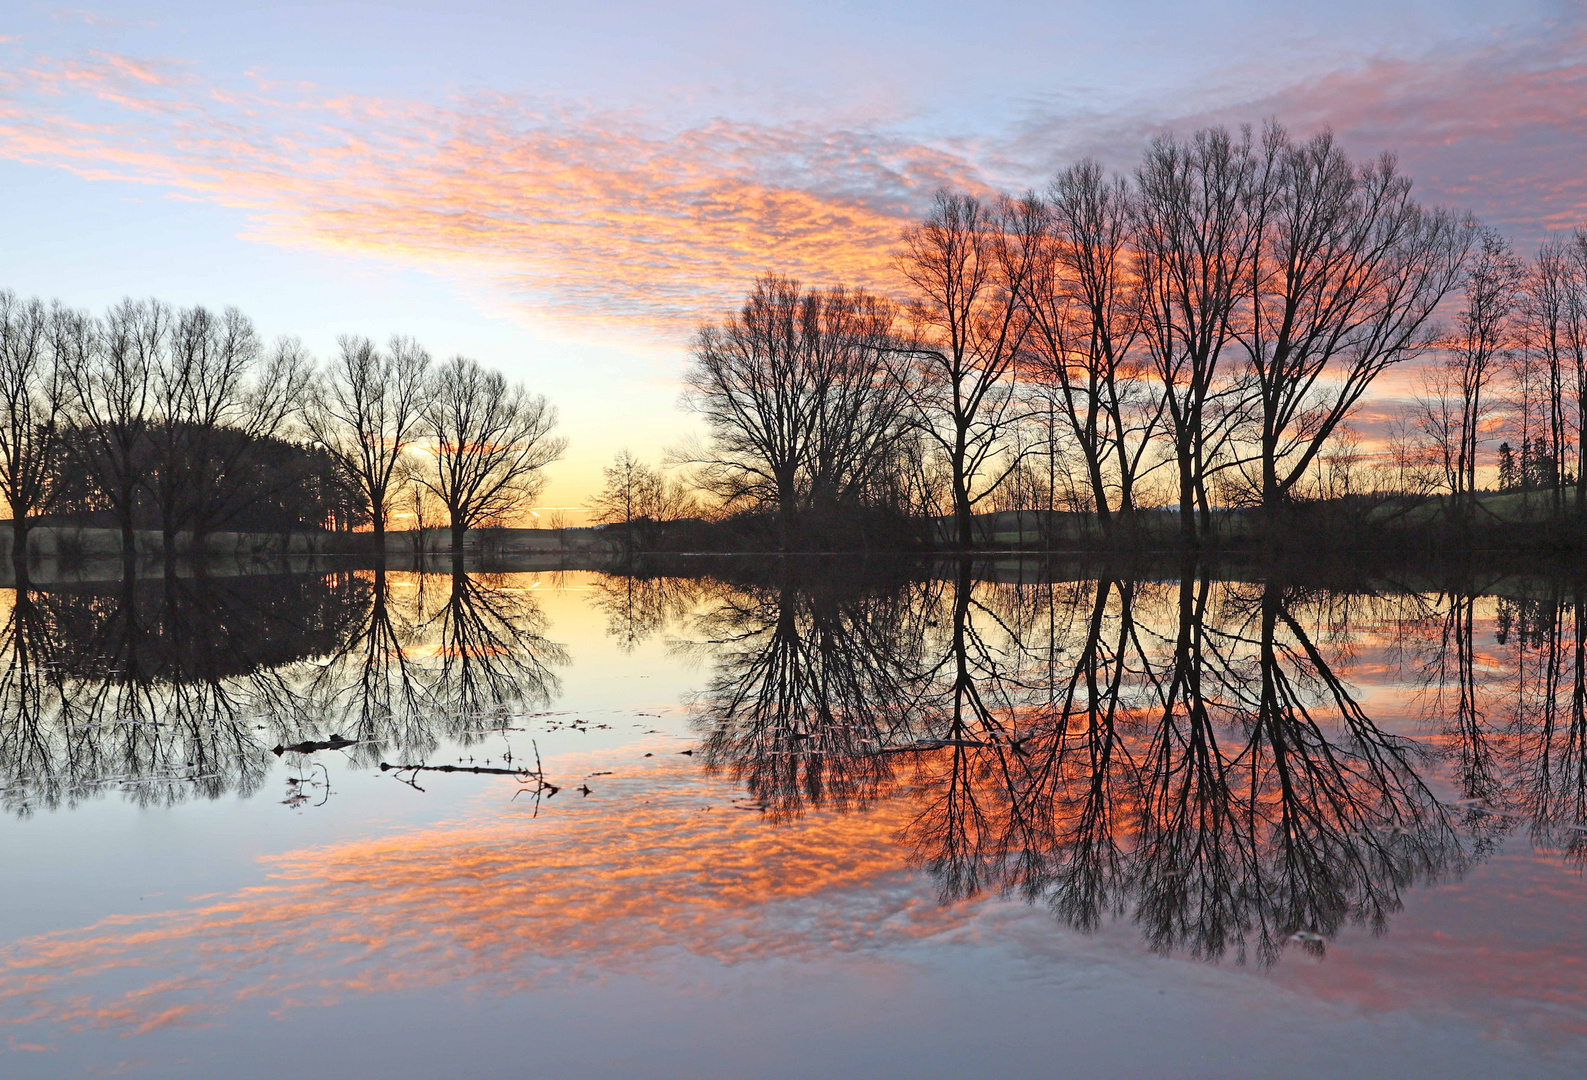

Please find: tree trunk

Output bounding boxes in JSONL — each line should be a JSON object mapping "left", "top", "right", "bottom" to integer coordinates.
{"left": 775, "top": 471, "right": 798, "bottom": 552}
{"left": 950, "top": 555, "right": 974, "bottom": 733}
{"left": 1177, "top": 442, "right": 1197, "bottom": 547}
{"left": 1080, "top": 394, "right": 1110, "bottom": 533}
{"left": 954, "top": 479, "right": 974, "bottom": 549}
{"left": 1086, "top": 452, "right": 1110, "bottom": 533}
{"left": 373, "top": 562, "right": 388, "bottom": 618}
{"left": 1577, "top": 396, "right": 1586, "bottom": 517}
{"left": 451, "top": 519, "right": 467, "bottom": 575}
{"left": 120, "top": 500, "right": 137, "bottom": 580}
{"left": 11, "top": 516, "right": 29, "bottom": 584}
{"left": 952, "top": 430, "right": 974, "bottom": 549}
{"left": 1261, "top": 426, "right": 1282, "bottom": 511}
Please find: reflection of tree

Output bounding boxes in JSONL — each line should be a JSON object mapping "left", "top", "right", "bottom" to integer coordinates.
{"left": 1512, "top": 586, "right": 1587, "bottom": 856}
{"left": 976, "top": 575, "right": 1145, "bottom": 930}
{"left": 686, "top": 566, "right": 931, "bottom": 819}
{"left": 1126, "top": 579, "right": 1459, "bottom": 962}
{"left": 1435, "top": 588, "right": 1501, "bottom": 805}
{"left": 288, "top": 570, "right": 568, "bottom": 764}
{"left": 421, "top": 572, "right": 567, "bottom": 741}
{"left": 0, "top": 572, "right": 361, "bottom": 816}
{"left": 297, "top": 567, "right": 433, "bottom": 765}
{"left": 1421, "top": 581, "right": 1587, "bottom": 862}
{"left": 904, "top": 559, "right": 1060, "bottom": 902}
{"left": 691, "top": 565, "right": 1472, "bottom": 964}
{"left": 0, "top": 568, "right": 569, "bottom": 814}
{"left": 0, "top": 589, "right": 70, "bottom": 811}
{"left": 588, "top": 572, "right": 700, "bottom": 652}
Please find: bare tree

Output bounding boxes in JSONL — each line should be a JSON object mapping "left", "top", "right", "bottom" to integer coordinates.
{"left": 1415, "top": 361, "right": 1464, "bottom": 502}
{"left": 1380, "top": 409, "right": 1441, "bottom": 499}
{"left": 1522, "top": 240, "right": 1586, "bottom": 512}
{"left": 897, "top": 191, "right": 1043, "bottom": 547}
{"left": 304, "top": 335, "right": 431, "bottom": 558}
{"left": 1429, "top": 230, "right": 1524, "bottom": 519}
{"left": 418, "top": 356, "right": 566, "bottom": 568}
{"left": 146, "top": 305, "right": 306, "bottom": 559}
{"left": 1135, "top": 127, "right": 1273, "bottom": 543}
{"left": 684, "top": 275, "right": 910, "bottom": 547}
{"left": 589, "top": 449, "right": 694, "bottom": 531}
{"left": 1023, "top": 161, "right": 1162, "bottom": 530}
{"left": 1241, "top": 128, "right": 1471, "bottom": 513}
{"left": 804, "top": 285, "right": 915, "bottom": 515}
{"left": 590, "top": 449, "right": 656, "bottom": 527}
{"left": 1571, "top": 232, "right": 1587, "bottom": 511}
{"left": 65, "top": 298, "right": 167, "bottom": 570}
{"left": 188, "top": 332, "right": 311, "bottom": 549}
{"left": 0, "top": 294, "right": 71, "bottom": 571}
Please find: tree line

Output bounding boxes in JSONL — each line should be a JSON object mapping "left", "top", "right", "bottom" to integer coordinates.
{"left": 0, "top": 293, "right": 564, "bottom": 572}
{"left": 677, "top": 121, "right": 1587, "bottom": 548}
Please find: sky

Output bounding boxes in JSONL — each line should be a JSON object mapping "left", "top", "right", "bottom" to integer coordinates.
{"left": 2, "top": 1, "right": 1586, "bottom": 510}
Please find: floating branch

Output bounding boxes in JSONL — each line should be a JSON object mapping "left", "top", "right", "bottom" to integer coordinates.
{"left": 379, "top": 762, "right": 533, "bottom": 777}
{"left": 380, "top": 739, "right": 559, "bottom": 813}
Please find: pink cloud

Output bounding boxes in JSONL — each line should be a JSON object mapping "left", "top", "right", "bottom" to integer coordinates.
{"left": 1094, "top": 19, "right": 1587, "bottom": 246}
{"left": 0, "top": 51, "right": 979, "bottom": 335}
{"left": 7, "top": 20, "right": 1587, "bottom": 358}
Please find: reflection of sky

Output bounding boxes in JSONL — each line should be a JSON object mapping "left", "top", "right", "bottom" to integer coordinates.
{"left": 3, "top": 2, "right": 1586, "bottom": 502}
{"left": 2, "top": 573, "right": 1587, "bottom": 1076}
{"left": 3, "top": 756, "right": 1585, "bottom": 1078}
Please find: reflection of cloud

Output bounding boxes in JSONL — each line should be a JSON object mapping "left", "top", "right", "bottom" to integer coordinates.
{"left": 3, "top": 751, "right": 1584, "bottom": 1049}
{"left": 1267, "top": 850, "right": 1587, "bottom": 1043}
{"left": 0, "top": 760, "right": 956, "bottom": 1039}
{"left": 0, "top": 51, "right": 978, "bottom": 334}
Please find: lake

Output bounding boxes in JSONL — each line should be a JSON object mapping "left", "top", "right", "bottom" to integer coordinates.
{"left": 2, "top": 558, "right": 1585, "bottom": 1078}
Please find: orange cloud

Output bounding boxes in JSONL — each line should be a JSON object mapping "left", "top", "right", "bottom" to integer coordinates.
{"left": 0, "top": 51, "right": 980, "bottom": 336}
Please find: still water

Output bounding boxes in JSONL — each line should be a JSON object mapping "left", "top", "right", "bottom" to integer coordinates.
{"left": 1, "top": 559, "right": 1585, "bottom": 1078}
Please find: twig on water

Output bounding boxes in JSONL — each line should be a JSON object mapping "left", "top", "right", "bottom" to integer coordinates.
{"left": 379, "top": 737, "right": 560, "bottom": 815}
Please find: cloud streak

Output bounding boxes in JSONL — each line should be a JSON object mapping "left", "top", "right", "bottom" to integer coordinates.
{"left": 0, "top": 51, "right": 979, "bottom": 335}
{"left": 1010, "top": 16, "right": 1587, "bottom": 244}
{"left": 4, "top": 16, "right": 1587, "bottom": 342}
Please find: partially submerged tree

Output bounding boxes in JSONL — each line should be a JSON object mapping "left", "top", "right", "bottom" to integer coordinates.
{"left": 0, "top": 293, "right": 70, "bottom": 570}
{"left": 303, "top": 334, "right": 431, "bottom": 557}
{"left": 897, "top": 191, "right": 1041, "bottom": 547}
{"left": 419, "top": 356, "right": 566, "bottom": 567}
{"left": 684, "top": 275, "right": 910, "bottom": 547}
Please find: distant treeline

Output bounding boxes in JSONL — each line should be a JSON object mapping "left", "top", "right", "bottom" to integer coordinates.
{"left": 650, "top": 120, "right": 1587, "bottom": 550}
{"left": 0, "top": 295, "right": 564, "bottom": 571}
